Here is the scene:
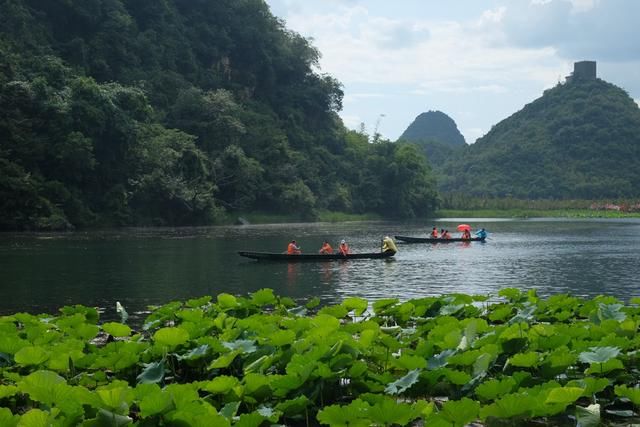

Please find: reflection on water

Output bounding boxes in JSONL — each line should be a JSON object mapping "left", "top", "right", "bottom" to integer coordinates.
{"left": 1, "top": 219, "right": 640, "bottom": 323}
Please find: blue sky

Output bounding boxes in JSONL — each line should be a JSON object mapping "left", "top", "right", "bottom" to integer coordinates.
{"left": 264, "top": 0, "right": 640, "bottom": 143}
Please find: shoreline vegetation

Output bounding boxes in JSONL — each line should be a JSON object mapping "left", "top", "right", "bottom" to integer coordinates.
{"left": 1, "top": 288, "right": 639, "bottom": 425}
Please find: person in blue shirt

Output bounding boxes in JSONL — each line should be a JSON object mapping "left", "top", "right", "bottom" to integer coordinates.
{"left": 475, "top": 228, "right": 487, "bottom": 239}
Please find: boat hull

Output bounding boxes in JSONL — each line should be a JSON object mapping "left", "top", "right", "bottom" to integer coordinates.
{"left": 238, "top": 250, "right": 396, "bottom": 261}
{"left": 394, "top": 235, "right": 485, "bottom": 243}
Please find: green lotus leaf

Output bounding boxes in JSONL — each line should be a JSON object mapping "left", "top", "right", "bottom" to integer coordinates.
{"left": 175, "top": 308, "right": 204, "bottom": 323}
{"left": 567, "top": 377, "right": 610, "bottom": 396}
{"left": 223, "top": 339, "right": 256, "bottom": 353}
{"left": 305, "top": 296, "right": 320, "bottom": 309}
{"left": 59, "top": 305, "right": 99, "bottom": 324}
{"left": 18, "top": 370, "right": 66, "bottom": 405}
{"left": 250, "top": 289, "right": 276, "bottom": 306}
{"left": 164, "top": 383, "right": 200, "bottom": 409}
{"left": 597, "top": 303, "right": 626, "bottom": 322}
{"left": 575, "top": 404, "right": 600, "bottom": 427}
{"left": 153, "top": 327, "right": 190, "bottom": 348}
{"left": 268, "top": 330, "right": 296, "bottom": 347}
{"left": 92, "top": 408, "right": 133, "bottom": 426}
{"left": 385, "top": 369, "right": 421, "bottom": 395}
{"left": 136, "top": 360, "right": 165, "bottom": 384}
{"left": 0, "top": 385, "right": 18, "bottom": 399}
{"left": 372, "top": 298, "right": 399, "bottom": 314}
{"left": 475, "top": 377, "right": 517, "bottom": 401}
{"left": 166, "top": 402, "right": 230, "bottom": 427}
{"left": 209, "top": 350, "right": 240, "bottom": 369}
{"left": 318, "top": 304, "right": 348, "bottom": 319}
{"left": 368, "top": 397, "right": 420, "bottom": 426}
{"left": 243, "top": 373, "right": 272, "bottom": 399}
{"left": 440, "top": 304, "right": 465, "bottom": 316}
{"left": 508, "top": 304, "right": 536, "bottom": 325}
{"left": 96, "top": 384, "right": 135, "bottom": 414}
{"left": 235, "top": 411, "right": 270, "bottom": 427}
{"left": 579, "top": 346, "right": 620, "bottom": 364}
{"left": 427, "top": 349, "right": 456, "bottom": 370}
{"left": 14, "top": 346, "right": 49, "bottom": 366}
{"left": 186, "top": 295, "right": 211, "bottom": 308}
{"left": 440, "top": 397, "right": 481, "bottom": 426}
{"left": 0, "top": 407, "right": 19, "bottom": 427}
{"left": 480, "top": 393, "right": 536, "bottom": 420}
{"left": 137, "top": 386, "right": 173, "bottom": 418}
{"left": 176, "top": 344, "right": 209, "bottom": 361}
{"left": 244, "top": 355, "right": 273, "bottom": 374}
{"left": 358, "top": 328, "right": 378, "bottom": 348}
{"left": 343, "top": 297, "right": 368, "bottom": 316}
{"left": 102, "top": 322, "right": 132, "bottom": 338}
{"left": 545, "top": 386, "right": 585, "bottom": 405}
{"left": 508, "top": 352, "right": 540, "bottom": 368}
{"left": 489, "top": 306, "right": 514, "bottom": 322}
{"left": 393, "top": 354, "right": 427, "bottom": 370}
{"left": 499, "top": 288, "right": 523, "bottom": 302}
{"left": 217, "top": 293, "right": 238, "bottom": 309}
{"left": 275, "top": 395, "right": 310, "bottom": 417}
{"left": 201, "top": 376, "right": 239, "bottom": 394}
{"left": 0, "top": 334, "right": 28, "bottom": 355}
{"left": 16, "top": 408, "right": 52, "bottom": 427}
{"left": 220, "top": 401, "right": 240, "bottom": 419}
{"left": 317, "top": 399, "right": 371, "bottom": 427}
{"left": 73, "top": 323, "right": 100, "bottom": 341}
{"left": 615, "top": 384, "right": 640, "bottom": 406}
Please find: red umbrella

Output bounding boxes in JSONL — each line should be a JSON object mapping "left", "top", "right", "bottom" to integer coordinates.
{"left": 457, "top": 224, "right": 471, "bottom": 232}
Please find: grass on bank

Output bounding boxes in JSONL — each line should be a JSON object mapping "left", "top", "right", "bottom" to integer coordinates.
{"left": 436, "top": 208, "right": 640, "bottom": 218}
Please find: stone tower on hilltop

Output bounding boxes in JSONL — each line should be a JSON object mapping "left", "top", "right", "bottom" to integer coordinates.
{"left": 566, "top": 60, "right": 596, "bottom": 83}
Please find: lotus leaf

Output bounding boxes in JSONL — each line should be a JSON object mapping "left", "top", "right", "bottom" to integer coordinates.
{"left": 579, "top": 346, "right": 621, "bottom": 364}
{"left": 153, "top": 327, "right": 190, "bottom": 348}
{"left": 176, "top": 344, "right": 209, "bottom": 361}
{"left": 508, "top": 352, "right": 540, "bottom": 368}
{"left": 102, "top": 322, "right": 131, "bottom": 338}
{"left": 201, "top": 376, "right": 239, "bottom": 394}
{"left": 217, "top": 293, "right": 238, "bottom": 309}
{"left": 165, "top": 401, "right": 230, "bottom": 427}
{"left": 475, "top": 377, "right": 517, "bottom": 401}
{"left": 16, "top": 408, "right": 52, "bottom": 427}
{"left": 96, "top": 384, "right": 135, "bottom": 414}
{"left": 137, "top": 385, "right": 173, "bottom": 417}
{"left": 14, "top": 346, "right": 49, "bottom": 366}
{"left": 367, "top": 397, "right": 422, "bottom": 426}
{"left": 545, "top": 386, "right": 585, "bottom": 404}
{"left": 614, "top": 384, "right": 640, "bottom": 406}
{"left": 209, "top": 350, "right": 240, "bottom": 369}
{"left": 275, "top": 395, "right": 310, "bottom": 417}
{"left": 250, "top": 288, "right": 277, "bottom": 307}
{"left": 440, "top": 397, "right": 481, "bottom": 426}
{"left": 136, "top": 360, "right": 165, "bottom": 384}
{"left": 317, "top": 399, "right": 371, "bottom": 427}
{"left": 575, "top": 403, "right": 600, "bottom": 427}
{"left": 384, "top": 368, "right": 420, "bottom": 395}
{"left": 186, "top": 295, "right": 211, "bottom": 308}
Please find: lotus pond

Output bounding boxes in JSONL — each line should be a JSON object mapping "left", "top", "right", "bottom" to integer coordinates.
{"left": 1, "top": 288, "right": 640, "bottom": 426}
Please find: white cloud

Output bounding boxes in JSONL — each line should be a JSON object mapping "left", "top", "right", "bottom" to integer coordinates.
{"left": 266, "top": 1, "right": 640, "bottom": 143}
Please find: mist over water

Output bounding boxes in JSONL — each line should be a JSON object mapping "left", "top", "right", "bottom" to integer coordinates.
{"left": 1, "top": 218, "right": 639, "bottom": 324}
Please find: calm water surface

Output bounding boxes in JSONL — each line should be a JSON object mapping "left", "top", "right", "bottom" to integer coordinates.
{"left": 1, "top": 219, "right": 640, "bottom": 323}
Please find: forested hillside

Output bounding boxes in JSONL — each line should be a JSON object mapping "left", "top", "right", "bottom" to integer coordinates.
{"left": 439, "top": 78, "right": 640, "bottom": 199}
{"left": 0, "top": 0, "right": 437, "bottom": 230}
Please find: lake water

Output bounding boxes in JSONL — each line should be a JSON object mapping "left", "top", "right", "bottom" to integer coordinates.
{"left": 1, "top": 218, "right": 640, "bottom": 324}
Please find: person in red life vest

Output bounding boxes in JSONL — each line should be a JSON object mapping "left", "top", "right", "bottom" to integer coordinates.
{"left": 430, "top": 227, "right": 439, "bottom": 238}
{"left": 287, "top": 240, "right": 301, "bottom": 254}
{"left": 318, "top": 241, "right": 333, "bottom": 254}
{"left": 461, "top": 229, "right": 471, "bottom": 239}
{"left": 338, "top": 239, "right": 350, "bottom": 256}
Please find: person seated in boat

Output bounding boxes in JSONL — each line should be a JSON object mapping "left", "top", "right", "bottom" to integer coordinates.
{"left": 287, "top": 240, "right": 301, "bottom": 254}
{"left": 440, "top": 228, "right": 445, "bottom": 238}
{"left": 382, "top": 236, "right": 398, "bottom": 253}
{"left": 461, "top": 229, "right": 471, "bottom": 239}
{"left": 338, "top": 239, "right": 351, "bottom": 256}
{"left": 475, "top": 228, "right": 487, "bottom": 239}
{"left": 318, "top": 241, "right": 333, "bottom": 254}
{"left": 442, "top": 230, "right": 452, "bottom": 239}
{"left": 430, "top": 227, "right": 439, "bottom": 238}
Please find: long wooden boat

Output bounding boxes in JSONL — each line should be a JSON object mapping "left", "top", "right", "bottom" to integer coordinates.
{"left": 394, "top": 235, "right": 486, "bottom": 243}
{"left": 238, "top": 250, "right": 396, "bottom": 261}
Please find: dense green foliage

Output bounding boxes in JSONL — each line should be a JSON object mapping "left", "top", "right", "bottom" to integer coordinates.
{"left": 1, "top": 289, "right": 640, "bottom": 425}
{"left": 438, "top": 79, "right": 640, "bottom": 199}
{"left": 0, "top": 0, "right": 437, "bottom": 230}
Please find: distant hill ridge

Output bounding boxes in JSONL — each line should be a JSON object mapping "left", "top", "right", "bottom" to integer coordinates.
{"left": 439, "top": 77, "right": 640, "bottom": 199}
{"left": 399, "top": 110, "right": 466, "bottom": 146}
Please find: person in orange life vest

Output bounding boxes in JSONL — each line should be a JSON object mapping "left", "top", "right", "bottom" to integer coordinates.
{"left": 461, "top": 229, "right": 471, "bottom": 239}
{"left": 319, "top": 241, "right": 333, "bottom": 254}
{"left": 287, "top": 240, "right": 301, "bottom": 254}
{"left": 338, "top": 239, "right": 350, "bottom": 255}
{"left": 430, "top": 227, "right": 439, "bottom": 238}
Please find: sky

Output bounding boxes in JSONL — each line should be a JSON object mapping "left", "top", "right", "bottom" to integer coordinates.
{"left": 264, "top": 0, "right": 640, "bottom": 144}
